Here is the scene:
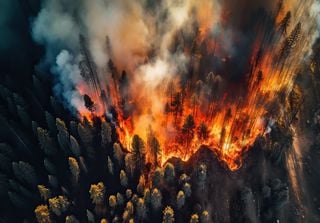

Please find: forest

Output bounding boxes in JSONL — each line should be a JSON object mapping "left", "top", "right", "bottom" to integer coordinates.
{"left": 1, "top": 0, "right": 320, "bottom": 222}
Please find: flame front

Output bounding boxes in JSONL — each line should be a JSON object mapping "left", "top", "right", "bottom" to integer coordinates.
{"left": 75, "top": 0, "right": 318, "bottom": 171}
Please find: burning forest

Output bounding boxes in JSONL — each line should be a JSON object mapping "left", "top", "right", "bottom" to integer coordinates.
{"left": 1, "top": 0, "right": 320, "bottom": 222}
{"left": 57, "top": 0, "right": 317, "bottom": 170}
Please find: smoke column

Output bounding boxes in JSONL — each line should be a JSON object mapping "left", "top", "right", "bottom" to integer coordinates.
{"left": 32, "top": 0, "right": 320, "bottom": 170}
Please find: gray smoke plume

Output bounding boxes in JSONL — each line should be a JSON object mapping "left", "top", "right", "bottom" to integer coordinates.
{"left": 31, "top": 0, "right": 320, "bottom": 114}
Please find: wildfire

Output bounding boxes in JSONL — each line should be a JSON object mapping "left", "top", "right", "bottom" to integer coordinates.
{"left": 75, "top": 0, "right": 317, "bottom": 171}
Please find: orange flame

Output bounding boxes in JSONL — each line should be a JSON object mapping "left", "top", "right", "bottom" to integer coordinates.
{"left": 76, "top": 0, "right": 314, "bottom": 171}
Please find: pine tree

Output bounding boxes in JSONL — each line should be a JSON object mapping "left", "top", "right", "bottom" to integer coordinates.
{"left": 70, "top": 135, "right": 81, "bottom": 157}
{"left": 113, "top": 143, "right": 124, "bottom": 165}
{"left": 83, "top": 94, "right": 95, "bottom": 112}
{"left": 182, "top": 114, "right": 196, "bottom": 148}
{"left": 101, "top": 121, "right": 112, "bottom": 147}
{"left": 137, "top": 175, "right": 146, "bottom": 195}
{"left": 77, "top": 122, "right": 93, "bottom": 146}
{"left": 148, "top": 134, "right": 161, "bottom": 166}
{"left": 279, "top": 22, "right": 302, "bottom": 60}
{"left": 124, "top": 154, "right": 134, "bottom": 177}
{"left": 100, "top": 218, "right": 108, "bottom": 223}
{"left": 200, "top": 210, "right": 210, "bottom": 223}
{"left": 79, "top": 156, "right": 88, "bottom": 174}
{"left": 68, "top": 157, "right": 80, "bottom": 183}
{"left": 37, "top": 185, "right": 51, "bottom": 201}
{"left": 48, "top": 196, "right": 69, "bottom": 216}
{"left": 151, "top": 188, "right": 162, "bottom": 210}
{"left": 164, "top": 162, "right": 175, "bottom": 183}
{"left": 176, "top": 190, "right": 185, "bottom": 209}
{"left": 116, "top": 193, "right": 124, "bottom": 206}
{"left": 120, "top": 170, "right": 128, "bottom": 187}
{"left": 152, "top": 167, "right": 163, "bottom": 188}
{"left": 65, "top": 215, "right": 80, "bottom": 223}
{"left": 179, "top": 173, "right": 190, "bottom": 185}
{"left": 87, "top": 209, "right": 95, "bottom": 223}
{"left": 44, "top": 158, "right": 56, "bottom": 175}
{"left": 69, "top": 121, "right": 79, "bottom": 138}
{"left": 45, "top": 111, "right": 57, "bottom": 136}
{"left": 34, "top": 204, "right": 51, "bottom": 223}
{"left": 162, "top": 206, "right": 174, "bottom": 223}
{"left": 12, "top": 161, "right": 38, "bottom": 187}
{"left": 107, "top": 156, "right": 114, "bottom": 175}
{"left": 37, "top": 127, "right": 57, "bottom": 156}
{"left": 56, "top": 118, "right": 70, "bottom": 154}
{"left": 183, "top": 182, "right": 192, "bottom": 198}
{"left": 278, "top": 11, "right": 291, "bottom": 35}
{"left": 89, "top": 182, "right": 105, "bottom": 205}
{"left": 143, "top": 188, "right": 151, "bottom": 205}
{"left": 126, "top": 189, "right": 133, "bottom": 199}
{"left": 190, "top": 214, "right": 199, "bottom": 223}
{"left": 197, "top": 164, "right": 207, "bottom": 185}
{"left": 136, "top": 198, "right": 147, "bottom": 220}
{"left": 197, "top": 122, "right": 209, "bottom": 141}
{"left": 79, "top": 35, "right": 101, "bottom": 98}
{"left": 131, "top": 135, "right": 146, "bottom": 174}
{"left": 125, "top": 201, "right": 134, "bottom": 221}
{"left": 109, "top": 195, "right": 117, "bottom": 209}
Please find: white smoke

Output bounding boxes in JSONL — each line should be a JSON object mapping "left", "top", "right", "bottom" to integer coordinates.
{"left": 31, "top": 0, "right": 218, "bottom": 113}
{"left": 32, "top": 1, "right": 80, "bottom": 65}
{"left": 31, "top": 0, "right": 319, "bottom": 116}
{"left": 51, "top": 50, "right": 86, "bottom": 113}
{"left": 309, "top": 0, "right": 320, "bottom": 50}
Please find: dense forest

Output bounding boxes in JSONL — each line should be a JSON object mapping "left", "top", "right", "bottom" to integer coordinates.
{"left": 1, "top": 0, "right": 320, "bottom": 222}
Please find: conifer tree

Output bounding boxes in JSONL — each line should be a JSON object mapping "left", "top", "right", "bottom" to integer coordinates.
{"left": 120, "top": 170, "right": 128, "bottom": 187}
{"left": 34, "top": 204, "right": 51, "bottom": 223}
{"left": 38, "top": 185, "right": 51, "bottom": 201}
{"left": 131, "top": 135, "right": 146, "bottom": 174}
{"left": 177, "top": 190, "right": 185, "bottom": 209}
{"left": 65, "top": 215, "right": 80, "bottom": 223}
{"left": 45, "top": 111, "right": 57, "bottom": 136}
{"left": 56, "top": 118, "right": 70, "bottom": 154}
{"left": 162, "top": 206, "right": 175, "bottom": 223}
{"left": 190, "top": 214, "right": 199, "bottom": 223}
{"left": 70, "top": 135, "right": 81, "bottom": 157}
{"left": 12, "top": 161, "right": 38, "bottom": 187}
{"left": 48, "top": 196, "right": 69, "bottom": 216}
{"left": 89, "top": 182, "right": 105, "bottom": 205}
{"left": 151, "top": 188, "right": 162, "bottom": 210}
{"left": 101, "top": 121, "right": 112, "bottom": 147}
{"left": 164, "top": 162, "right": 175, "bottom": 183}
{"left": 113, "top": 143, "right": 124, "bottom": 165}
{"left": 107, "top": 156, "right": 114, "bottom": 175}
{"left": 37, "top": 127, "right": 57, "bottom": 156}
{"left": 68, "top": 157, "right": 80, "bottom": 183}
